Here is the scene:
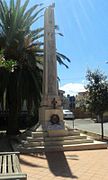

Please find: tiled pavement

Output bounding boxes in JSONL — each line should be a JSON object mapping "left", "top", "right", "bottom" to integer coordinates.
{"left": 0, "top": 134, "right": 108, "bottom": 180}
{"left": 20, "top": 149, "right": 108, "bottom": 180}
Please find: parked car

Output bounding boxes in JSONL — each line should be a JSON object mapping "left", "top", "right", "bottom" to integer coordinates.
{"left": 63, "top": 109, "right": 75, "bottom": 120}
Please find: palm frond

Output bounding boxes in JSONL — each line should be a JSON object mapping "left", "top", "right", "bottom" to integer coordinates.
{"left": 10, "top": 0, "right": 15, "bottom": 12}
{"left": 20, "top": 0, "right": 29, "bottom": 15}
{"left": 56, "top": 55, "right": 69, "bottom": 68}
{"left": 56, "top": 52, "right": 71, "bottom": 68}
{"left": 57, "top": 52, "right": 70, "bottom": 62}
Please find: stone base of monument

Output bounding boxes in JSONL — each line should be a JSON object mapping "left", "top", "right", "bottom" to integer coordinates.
{"left": 11, "top": 108, "right": 108, "bottom": 153}
{"left": 11, "top": 127, "right": 108, "bottom": 153}
{"left": 39, "top": 108, "right": 67, "bottom": 137}
{"left": 48, "top": 129, "right": 66, "bottom": 137}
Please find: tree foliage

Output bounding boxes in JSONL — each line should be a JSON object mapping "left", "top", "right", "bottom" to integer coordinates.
{"left": 86, "top": 69, "right": 108, "bottom": 139}
{"left": 86, "top": 69, "right": 108, "bottom": 116}
{"left": 0, "top": 0, "right": 44, "bottom": 134}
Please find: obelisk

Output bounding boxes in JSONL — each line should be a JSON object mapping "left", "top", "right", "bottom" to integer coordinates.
{"left": 39, "top": 5, "right": 65, "bottom": 136}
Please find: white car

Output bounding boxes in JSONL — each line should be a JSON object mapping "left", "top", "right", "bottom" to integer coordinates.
{"left": 63, "top": 109, "right": 75, "bottom": 120}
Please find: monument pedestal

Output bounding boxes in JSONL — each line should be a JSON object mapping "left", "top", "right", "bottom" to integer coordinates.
{"left": 39, "top": 108, "right": 66, "bottom": 136}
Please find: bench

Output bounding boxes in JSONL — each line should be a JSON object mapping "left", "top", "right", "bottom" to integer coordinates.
{"left": 0, "top": 152, "right": 27, "bottom": 180}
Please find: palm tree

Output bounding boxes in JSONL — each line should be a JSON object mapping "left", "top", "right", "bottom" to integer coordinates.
{"left": 0, "top": 0, "right": 44, "bottom": 135}
{"left": 0, "top": 0, "right": 70, "bottom": 135}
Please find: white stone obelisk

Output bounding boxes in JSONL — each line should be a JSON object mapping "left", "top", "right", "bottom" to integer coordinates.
{"left": 42, "top": 5, "right": 59, "bottom": 102}
{"left": 39, "top": 5, "right": 65, "bottom": 135}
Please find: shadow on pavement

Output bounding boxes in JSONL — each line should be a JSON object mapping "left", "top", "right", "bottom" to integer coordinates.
{"left": 45, "top": 151, "right": 78, "bottom": 179}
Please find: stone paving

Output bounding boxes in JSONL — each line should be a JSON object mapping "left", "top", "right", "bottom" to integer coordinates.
{"left": 0, "top": 131, "right": 108, "bottom": 180}
{"left": 20, "top": 149, "right": 108, "bottom": 180}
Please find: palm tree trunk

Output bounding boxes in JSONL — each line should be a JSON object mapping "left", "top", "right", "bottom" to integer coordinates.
{"left": 7, "top": 109, "right": 19, "bottom": 135}
{"left": 6, "top": 87, "right": 20, "bottom": 135}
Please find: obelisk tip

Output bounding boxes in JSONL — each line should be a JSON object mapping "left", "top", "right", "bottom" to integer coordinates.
{"left": 50, "top": 3, "right": 55, "bottom": 8}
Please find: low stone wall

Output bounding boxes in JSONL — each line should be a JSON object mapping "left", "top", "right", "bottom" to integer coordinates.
{"left": 74, "top": 109, "right": 92, "bottom": 119}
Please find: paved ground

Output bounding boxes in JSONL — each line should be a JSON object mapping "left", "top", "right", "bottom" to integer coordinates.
{"left": 19, "top": 119, "right": 108, "bottom": 179}
{"left": 20, "top": 149, "right": 108, "bottom": 180}
{"left": 0, "top": 121, "right": 108, "bottom": 180}
{"left": 65, "top": 118, "right": 108, "bottom": 137}
{"left": 0, "top": 135, "right": 108, "bottom": 180}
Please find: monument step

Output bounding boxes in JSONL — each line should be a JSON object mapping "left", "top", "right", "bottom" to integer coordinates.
{"left": 67, "top": 131, "right": 80, "bottom": 136}
{"left": 26, "top": 135, "right": 87, "bottom": 142}
{"left": 22, "top": 139, "right": 94, "bottom": 147}
{"left": 27, "top": 137, "right": 44, "bottom": 142}
{"left": 31, "top": 131, "right": 47, "bottom": 138}
{"left": 31, "top": 130, "right": 80, "bottom": 138}
{"left": 14, "top": 141, "right": 107, "bottom": 153}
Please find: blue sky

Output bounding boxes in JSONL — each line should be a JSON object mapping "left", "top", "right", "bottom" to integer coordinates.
{"left": 56, "top": 0, "right": 108, "bottom": 84}
{"left": 6, "top": 0, "right": 108, "bottom": 95}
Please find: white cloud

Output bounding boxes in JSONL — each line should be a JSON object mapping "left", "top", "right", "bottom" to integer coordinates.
{"left": 60, "top": 83, "right": 86, "bottom": 96}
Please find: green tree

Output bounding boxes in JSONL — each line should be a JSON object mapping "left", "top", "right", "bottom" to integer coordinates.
{"left": 86, "top": 69, "right": 108, "bottom": 139}
{"left": 0, "top": 0, "right": 44, "bottom": 135}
